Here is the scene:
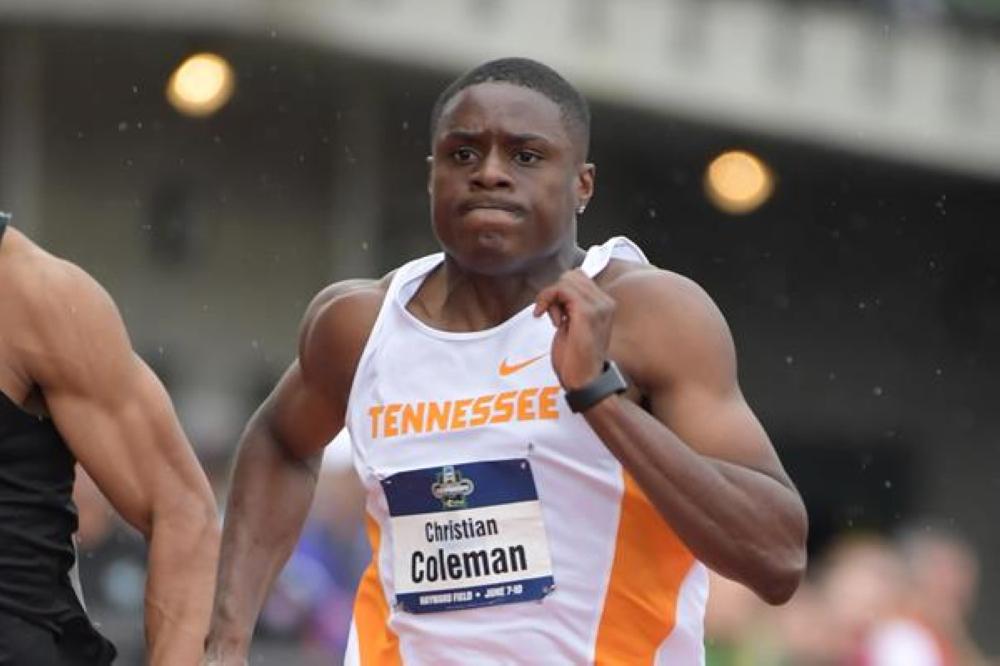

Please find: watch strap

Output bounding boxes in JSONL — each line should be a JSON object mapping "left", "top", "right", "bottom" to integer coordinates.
{"left": 564, "top": 361, "right": 627, "bottom": 413}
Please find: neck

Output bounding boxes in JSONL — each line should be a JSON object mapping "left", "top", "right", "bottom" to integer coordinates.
{"left": 424, "top": 242, "right": 586, "bottom": 332}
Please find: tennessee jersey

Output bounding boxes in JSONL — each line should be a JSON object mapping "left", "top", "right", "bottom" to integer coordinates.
{"left": 343, "top": 237, "right": 708, "bottom": 665}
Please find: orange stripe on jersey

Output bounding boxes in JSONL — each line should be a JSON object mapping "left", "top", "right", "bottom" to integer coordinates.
{"left": 353, "top": 515, "right": 402, "bottom": 666}
{"left": 593, "top": 472, "right": 695, "bottom": 665}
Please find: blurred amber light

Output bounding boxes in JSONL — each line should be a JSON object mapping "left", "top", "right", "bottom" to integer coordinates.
{"left": 704, "top": 150, "right": 774, "bottom": 215}
{"left": 166, "top": 53, "right": 235, "bottom": 117}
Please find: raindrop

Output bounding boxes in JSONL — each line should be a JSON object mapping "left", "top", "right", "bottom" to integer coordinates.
{"left": 118, "top": 121, "right": 129, "bottom": 132}
{"left": 883, "top": 480, "right": 893, "bottom": 489}
{"left": 361, "top": 241, "right": 370, "bottom": 251}
{"left": 402, "top": 121, "right": 409, "bottom": 131}
{"left": 872, "top": 386, "right": 883, "bottom": 396}
{"left": 858, "top": 301, "right": 866, "bottom": 310}
{"left": 131, "top": 84, "right": 139, "bottom": 94}
{"left": 935, "top": 368, "right": 943, "bottom": 377}
{"left": 828, "top": 372, "right": 837, "bottom": 381}
{"left": 76, "top": 131, "right": 85, "bottom": 140}
{"left": 647, "top": 208, "right": 657, "bottom": 219}
{"left": 251, "top": 340, "right": 259, "bottom": 350}
{"left": 785, "top": 355, "right": 794, "bottom": 365}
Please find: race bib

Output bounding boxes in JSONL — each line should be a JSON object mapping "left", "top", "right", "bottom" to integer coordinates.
{"left": 381, "top": 458, "right": 556, "bottom": 614}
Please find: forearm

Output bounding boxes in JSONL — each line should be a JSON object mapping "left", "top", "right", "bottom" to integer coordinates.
{"left": 584, "top": 396, "right": 807, "bottom": 603}
{"left": 206, "top": 421, "right": 319, "bottom": 654}
{"left": 144, "top": 499, "right": 220, "bottom": 664}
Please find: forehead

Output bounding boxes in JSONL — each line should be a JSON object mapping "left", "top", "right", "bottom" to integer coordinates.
{"left": 436, "top": 82, "right": 570, "bottom": 144}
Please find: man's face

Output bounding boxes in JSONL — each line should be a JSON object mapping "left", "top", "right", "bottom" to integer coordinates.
{"left": 428, "top": 82, "right": 593, "bottom": 275}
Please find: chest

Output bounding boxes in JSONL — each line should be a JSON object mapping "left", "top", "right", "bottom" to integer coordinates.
{"left": 350, "top": 310, "right": 611, "bottom": 480}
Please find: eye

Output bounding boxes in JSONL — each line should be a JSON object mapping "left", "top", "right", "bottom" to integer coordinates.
{"left": 452, "top": 147, "right": 477, "bottom": 164}
{"left": 513, "top": 151, "right": 541, "bottom": 166}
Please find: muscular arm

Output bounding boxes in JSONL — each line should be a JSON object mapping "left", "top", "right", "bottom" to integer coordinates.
{"left": 27, "top": 260, "right": 219, "bottom": 663}
{"left": 205, "top": 281, "right": 383, "bottom": 661}
{"left": 537, "top": 268, "right": 807, "bottom": 604}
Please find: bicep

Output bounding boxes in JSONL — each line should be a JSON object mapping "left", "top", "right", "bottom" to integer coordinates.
{"left": 259, "top": 282, "right": 383, "bottom": 460}
{"left": 625, "top": 271, "right": 788, "bottom": 481}
{"left": 255, "top": 360, "right": 344, "bottom": 461}
{"left": 651, "top": 380, "right": 785, "bottom": 480}
{"left": 34, "top": 269, "right": 210, "bottom": 533}
{"left": 47, "top": 352, "right": 210, "bottom": 535}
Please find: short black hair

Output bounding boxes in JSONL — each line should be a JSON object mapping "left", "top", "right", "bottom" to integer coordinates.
{"left": 429, "top": 57, "right": 591, "bottom": 158}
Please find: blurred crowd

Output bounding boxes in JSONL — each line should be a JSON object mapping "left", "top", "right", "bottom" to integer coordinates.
{"left": 705, "top": 527, "right": 993, "bottom": 666}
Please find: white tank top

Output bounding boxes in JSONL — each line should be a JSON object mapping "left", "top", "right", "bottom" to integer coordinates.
{"left": 343, "top": 237, "right": 708, "bottom": 665}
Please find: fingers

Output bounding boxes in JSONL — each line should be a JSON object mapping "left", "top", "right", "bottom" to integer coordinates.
{"left": 548, "top": 304, "right": 564, "bottom": 329}
{"left": 534, "top": 270, "right": 613, "bottom": 324}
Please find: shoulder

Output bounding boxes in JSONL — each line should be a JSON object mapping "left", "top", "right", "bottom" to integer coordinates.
{"left": 601, "top": 261, "right": 728, "bottom": 337}
{"left": 297, "top": 272, "right": 394, "bottom": 389}
{"left": 2, "top": 230, "right": 132, "bottom": 389}
{"left": 4, "top": 230, "right": 123, "bottom": 344}
{"left": 300, "top": 273, "right": 394, "bottom": 352}
{"left": 600, "top": 262, "right": 736, "bottom": 389}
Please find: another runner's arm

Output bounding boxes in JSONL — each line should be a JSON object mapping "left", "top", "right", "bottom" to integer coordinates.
{"left": 205, "top": 281, "right": 381, "bottom": 662}
{"left": 536, "top": 269, "right": 808, "bottom": 604}
{"left": 29, "top": 260, "right": 219, "bottom": 664}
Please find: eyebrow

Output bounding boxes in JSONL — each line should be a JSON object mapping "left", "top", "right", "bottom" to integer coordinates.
{"left": 443, "top": 129, "right": 554, "bottom": 144}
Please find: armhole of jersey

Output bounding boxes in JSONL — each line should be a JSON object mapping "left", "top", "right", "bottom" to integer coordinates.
{"left": 343, "top": 253, "right": 443, "bottom": 437}
{"left": 608, "top": 235, "right": 650, "bottom": 265}
{"left": 581, "top": 236, "right": 651, "bottom": 279}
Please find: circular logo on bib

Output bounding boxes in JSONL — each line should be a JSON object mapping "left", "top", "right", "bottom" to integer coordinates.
{"left": 431, "top": 466, "right": 475, "bottom": 509}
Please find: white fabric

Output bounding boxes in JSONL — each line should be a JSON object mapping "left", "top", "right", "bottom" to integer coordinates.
{"left": 344, "top": 237, "right": 706, "bottom": 664}
{"left": 322, "top": 429, "right": 354, "bottom": 472}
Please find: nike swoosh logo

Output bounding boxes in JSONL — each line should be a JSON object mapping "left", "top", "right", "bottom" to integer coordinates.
{"left": 499, "top": 353, "right": 548, "bottom": 377}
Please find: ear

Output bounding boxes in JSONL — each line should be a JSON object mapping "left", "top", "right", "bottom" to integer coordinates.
{"left": 426, "top": 155, "right": 434, "bottom": 196}
{"left": 575, "top": 162, "right": 596, "bottom": 211}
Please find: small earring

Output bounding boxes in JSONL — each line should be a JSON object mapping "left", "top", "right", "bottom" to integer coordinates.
{"left": 577, "top": 205, "right": 587, "bottom": 215}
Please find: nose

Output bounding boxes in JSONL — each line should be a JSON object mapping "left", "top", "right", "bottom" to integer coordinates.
{"left": 471, "top": 148, "right": 513, "bottom": 190}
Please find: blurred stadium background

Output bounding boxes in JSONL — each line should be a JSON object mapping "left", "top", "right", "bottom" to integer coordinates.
{"left": 1, "top": 0, "right": 998, "bottom": 663}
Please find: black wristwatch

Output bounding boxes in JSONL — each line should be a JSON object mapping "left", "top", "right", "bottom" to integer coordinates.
{"left": 564, "top": 361, "right": 628, "bottom": 413}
